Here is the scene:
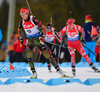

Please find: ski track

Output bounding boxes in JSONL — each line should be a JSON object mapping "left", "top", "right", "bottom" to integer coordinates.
{"left": 0, "top": 67, "right": 100, "bottom": 92}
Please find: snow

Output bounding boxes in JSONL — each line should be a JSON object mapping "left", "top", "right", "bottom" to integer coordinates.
{"left": 0, "top": 67, "right": 100, "bottom": 92}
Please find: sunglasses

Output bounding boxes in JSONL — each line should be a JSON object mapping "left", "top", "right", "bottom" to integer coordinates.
{"left": 20, "top": 13, "right": 25, "bottom": 15}
{"left": 47, "top": 28, "right": 51, "bottom": 29}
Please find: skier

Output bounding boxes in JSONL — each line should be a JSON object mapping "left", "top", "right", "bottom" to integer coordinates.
{"left": 59, "top": 18, "right": 100, "bottom": 76}
{"left": 81, "top": 14, "right": 99, "bottom": 63}
{"left": 42, "top": 22, "right": 59, "bottom": 72}
{"left": 7, "top": 31, "right": 18, "bottom": 63}
{"left": 18, "top": 7, "right": 68, "bottom": 78}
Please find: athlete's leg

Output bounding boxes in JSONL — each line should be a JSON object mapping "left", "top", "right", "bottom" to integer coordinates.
{"left": 75, "top": 41, "right": 93, "bottom": 65}
{"left": 32, "top": 37, "right": 71, "bottom": 77}
{"left": 47, "top": 59, "right": 52, "bottom": 72}
{"left": 38, "top": 44, "right": 67, "bottom": 77}
{"left": 81, "top": 42, "right": 89, "bottom": 62}
{"left": 75, "top": 41, "right": 100, "bottom": 72}
{"left": 68, "top": 42, "right": 76, "bottom": 76}
{"left": 26, "top": 45, "right": 37, "bottom": 78}
{"left": 68, "top": 45, "right": 76, "bottom": 66}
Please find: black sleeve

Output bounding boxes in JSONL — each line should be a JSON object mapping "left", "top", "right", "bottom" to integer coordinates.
{"left": 18, "top": 19, "right": 23, "bottom": 29}
{"left": 32, "top": 16, "right": 40, "bottom": 25}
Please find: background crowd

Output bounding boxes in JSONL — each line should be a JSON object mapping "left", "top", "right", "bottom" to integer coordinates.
{"left": 0, "top": 0, "right": 100, "bottom": 64}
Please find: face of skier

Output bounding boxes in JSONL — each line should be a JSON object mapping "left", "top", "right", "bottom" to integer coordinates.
{"left": 68, "top": 24, "right": 74, "bottom": 30}
{"left": 67, "top": 19, "right": 75, "bottom": 29}
{"left": 20, "top": 13, "right": 29, "bottom": 20}
{"left": 20, "top": 8, "right": 29, "bottom": 20}
{"left": 46, "top": 26, "right": 52, "bottom": 32}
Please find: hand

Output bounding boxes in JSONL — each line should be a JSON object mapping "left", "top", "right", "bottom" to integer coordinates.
{"left": 91, "top": 35, "right": 98, "bottom": 40}
{"left": 42, "top": 35, "right": 45, "bottom": 39}
{"left": 39, "top": 35, "right": 45, "bottom": 40}
{"left": 39, "top": 35, "right": 45, "bottom": 45}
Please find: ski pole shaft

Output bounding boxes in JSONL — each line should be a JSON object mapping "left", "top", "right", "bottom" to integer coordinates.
{"left": 25, "top": 0, "right": 33, "bottom": 15}
{"left": 45, "top": 41, "right": 73, "bottom": 50}
{"left": 69, "top": 11, "right": 72, "bottom": 18}
{"left": 82, "top": 43, "right": 96, "bottom": 55}
{"left": 50, "top": 15, "right": 53, "bottom": 25}
{"left": 57, "top": 45, "right": 61, "bottom": 64}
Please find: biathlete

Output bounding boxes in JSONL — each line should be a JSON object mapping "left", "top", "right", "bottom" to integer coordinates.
{"left": 59, "top": 18, "right": 100, "bottom": 76}
{"left": 18, "top": 7, "right": 69, "bottom": 78}
{"left": 42, "top": 22, "right": 59, "bottom": 72}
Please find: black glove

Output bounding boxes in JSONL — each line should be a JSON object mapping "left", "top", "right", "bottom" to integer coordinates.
{"left": 82, "top": 40, "right": 86, "bottom": 46}
{"left": 91, "top": 35, "right": 98, "bottom": 40}
{"left": 39, "top": 35, "right": 45, "bottom": 40}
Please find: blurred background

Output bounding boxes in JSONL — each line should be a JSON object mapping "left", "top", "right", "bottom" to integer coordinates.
{"left": 0, "top": 0, "right": 100, "bottom": 63}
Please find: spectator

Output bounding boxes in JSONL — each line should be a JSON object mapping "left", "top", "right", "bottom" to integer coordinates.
{"left": 7, "top": 31, "right": 18, "bottom": 63}
{"left": 13, "top": 37, "right": 27, "bottom": 62}
{"left": 0, "top": 40, "right": 7, "bottom": 62}
{"left": 81, "top": 14, "right": 99, "bottom": 63}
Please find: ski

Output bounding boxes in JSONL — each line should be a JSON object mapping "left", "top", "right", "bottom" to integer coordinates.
{"left": 25, "top": 77, "right": 47, "bottom": 82}
{"left": 59, "top": 76, "right": 74, "bottom": 79}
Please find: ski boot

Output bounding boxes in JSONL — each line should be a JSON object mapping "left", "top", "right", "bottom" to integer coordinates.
{"left": 48, "top": 67, "right": 52, "bottom": 72}
{"left": 30, "top": 69, "right": 37, "bottom": 79}
{"left": 72, "top": 66, "right": 76, "bottom": 76}
{"left": 56, "top": 67, "right": 65, "bottom": 76}
{"left": 91, "top": 65, "right": 100, "bottom": 72}
{"left": 56, "top": 66, "right": 73, "bottom": 78}
{"left": 48, "top": 66, "right": 52, "bottom": 72}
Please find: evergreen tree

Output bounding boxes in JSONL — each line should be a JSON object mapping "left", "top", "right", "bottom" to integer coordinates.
{"left": 0, "top": 0, "right": 9, "bottom": 40}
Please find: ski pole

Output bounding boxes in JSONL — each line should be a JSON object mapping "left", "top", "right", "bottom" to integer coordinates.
{"left": 57, "top": 45, "right": 61, "bottom": 64}
{"left": 25, "top": 0, "right": 33, "bottom": 15}
{"left": 36, "top": 51, "right": 41, "bottom": 70}
{"left": 50, "top": 15, "right": 53, "bottom": 25}
{"left": 52, "top": 32, "right": 63, "bottom": 64}
{"left": 45, "top": 41, "right": 73, "bottom": 51}
{"left": 69, "top": 11, "right": 72, "bottom": 18}
{"left": 82, "top": 43, "right": 96, "bottom": 55}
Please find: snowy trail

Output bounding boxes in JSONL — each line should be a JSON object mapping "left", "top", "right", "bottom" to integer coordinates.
{"left": 0, "top": 67, "right": 100, "bottom": 92}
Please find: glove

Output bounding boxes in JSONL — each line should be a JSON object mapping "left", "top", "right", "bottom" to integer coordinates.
{"left": 39, "top": 35, "right": 45, "bottom": 44}
{"left": 39, "top": 35, "right": 45, "bottom": 40}
{"left": 91, "top": 35, "right": 98, "bottom": 40}
{"left": 82, "top": 40, "right": 86, "bottom": 46}
{"left": 19, "top": 37, "right": 23, "bottom": 47}
{"left": 42, "top": 35, "right": 45, "bottom": 38}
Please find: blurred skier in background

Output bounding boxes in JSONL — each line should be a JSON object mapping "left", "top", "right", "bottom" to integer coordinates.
{"left": 60, "top": 18, "right": 100, "bottom": 76}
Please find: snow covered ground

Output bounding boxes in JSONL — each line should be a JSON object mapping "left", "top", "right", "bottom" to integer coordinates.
{"left": 0, "top": 67, "right": 100, "bottom": 92}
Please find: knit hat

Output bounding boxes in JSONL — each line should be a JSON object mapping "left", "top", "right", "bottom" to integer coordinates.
{"left": 85, "top": 14, "right": 93, "bottom": 20}
{"left": 20, "top": 8, "right": 29, "bottom": 14}
{"left": 67, "top": 18, "right": 75, "bottom": 25}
